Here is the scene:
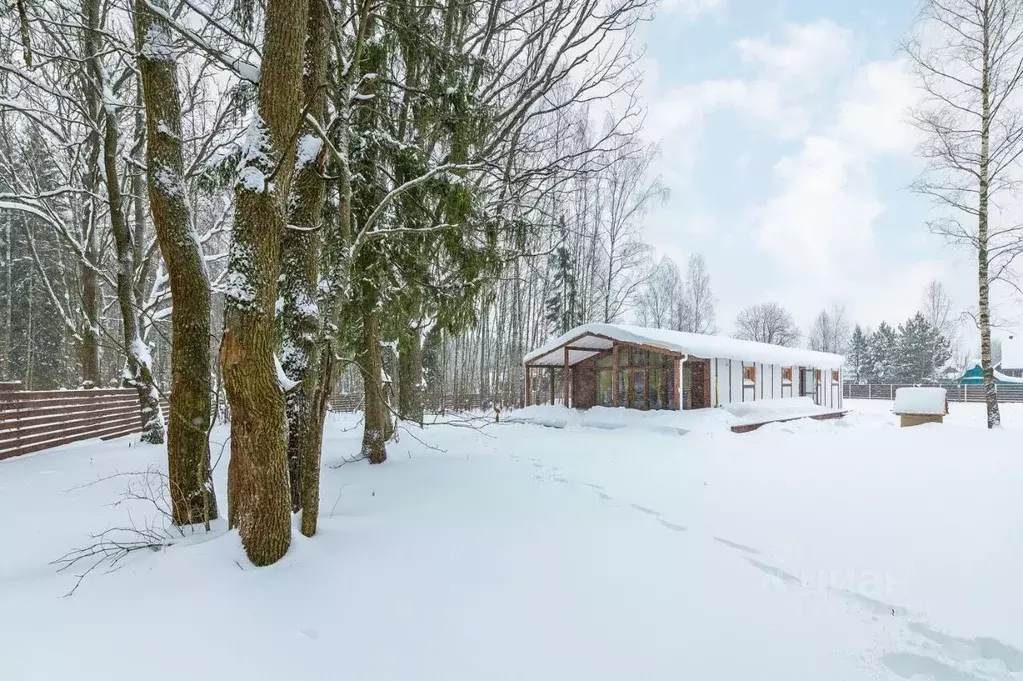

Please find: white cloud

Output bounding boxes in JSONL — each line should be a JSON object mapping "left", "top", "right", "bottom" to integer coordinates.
{"left": 642, "top": 20, "right": 853, "bottom": 159}
{"left": 736, "top": 20, "right": 852, "bottom": 84}
{"left": 752, "top": 57, "right": 927, "bottom": 326}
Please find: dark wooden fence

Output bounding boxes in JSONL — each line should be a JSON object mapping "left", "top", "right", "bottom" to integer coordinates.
{"left": 844, "top": 382, "right": 1023, "bottom": 403}
{"left": 0, "top": 388, "right": 169, "bottom": 461}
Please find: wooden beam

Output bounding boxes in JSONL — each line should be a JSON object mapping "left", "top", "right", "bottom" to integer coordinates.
{"left": 611, "top": 344, "right": 620, "bottom": 406}
{"left": 524, "top": 366, "right": 531, "bottom": 407}
{"left": 673, "top": 357, "right": 681, "bottom": 410}
{"left": 563, "top": 345, "right": 570, "bottom": 407}
{"left": 549, "top": 367, "right": 555, "bottom": 405}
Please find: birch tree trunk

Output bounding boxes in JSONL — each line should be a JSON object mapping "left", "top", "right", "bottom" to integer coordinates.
{"left": 978, "top": 14, "right": 1000, "bottom": 428}
{"left": 135, "top": 0, "right": 218, "bottom": 524}
{"left": 222, "top": 0, "right": 310, "bottom": 565}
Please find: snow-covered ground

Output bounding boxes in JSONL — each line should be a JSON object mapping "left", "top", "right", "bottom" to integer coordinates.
{"left": 2, "top": 400, "right": 1021, "bottom": 680}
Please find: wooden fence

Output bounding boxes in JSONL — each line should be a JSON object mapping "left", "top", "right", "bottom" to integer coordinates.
{"left": 0, "top": 388, "right": 169, "bottom": 461}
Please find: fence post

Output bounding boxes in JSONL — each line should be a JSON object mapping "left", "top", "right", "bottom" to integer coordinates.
{"left": 868, "top": 384, "right": 871, "bottom": 399}
{"left": 963, "top": 384, "right": 967, "bottom": 403}
{"left": 889, "top": 384, "right": 894, "bottom": 400}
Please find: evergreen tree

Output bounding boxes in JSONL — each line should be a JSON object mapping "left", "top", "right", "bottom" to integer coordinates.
{"left": 545, "top": 235, "right": 577, "bottom": 336}
{"left": 897, "top": 312, "right": 952, "bottom": 383}
{"left": 869, "top": 321, "right": 900, "bottom": 380}
{"left": 848, "top": 325, "right": 871, "bottom": 382}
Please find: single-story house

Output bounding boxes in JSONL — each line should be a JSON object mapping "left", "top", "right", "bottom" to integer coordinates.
{"left": 523, "top": 323, "right": 845, "bottom": 411}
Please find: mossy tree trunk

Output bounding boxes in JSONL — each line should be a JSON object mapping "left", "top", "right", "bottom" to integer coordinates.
{"left": 280, "top": 0, "right": 328, "bottom": 512}
{"left": 360, "top": 310, "right": 388, "bottom": 464}
{"left": 135, "top": 0, "right": 218, "bottom": 524}
{"left": 222, "top": 0, "right": 310, "bottom": 566}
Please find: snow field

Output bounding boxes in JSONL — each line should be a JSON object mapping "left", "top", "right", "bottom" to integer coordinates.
{"left": 1, "top": 400, "right": 1021, "bottom": 680}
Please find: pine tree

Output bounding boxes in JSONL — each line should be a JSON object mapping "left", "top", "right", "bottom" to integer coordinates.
{"left": 897, "top": 312, "right": 953, "bottom": 382}
{"left": 869, "top": 322, "right": 900, "bottom": 381}
{"left": 545, "top": 238, "right": 577, "bottom": 336}
{"left": 848, "top": 325, "right": 870, "bottom": 382}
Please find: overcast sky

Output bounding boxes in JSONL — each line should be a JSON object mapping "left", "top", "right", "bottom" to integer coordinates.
{"left": 633, "top": 0, "right": 1016, "bottom": 344}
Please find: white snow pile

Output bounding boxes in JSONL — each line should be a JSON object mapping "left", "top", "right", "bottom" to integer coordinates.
{"left": 295, "top": 134, "right": 324, "bottom": 170}
{"left": 894, "top": 387, "right": 947, "bottom": 415}
{"left": 3, "top": 401, "right": 1023, "bottom": 681}
{"left": 504, "top": 404, "right": 732, "bottom": 434}
{"left": 725, "top": 397, "right": 837, "bottom": 425}
{"left": 274, "top": 353, "right": 299, "bottom": 392}
{"left": 506, "top": 398, "right": 836, "bottom": 433}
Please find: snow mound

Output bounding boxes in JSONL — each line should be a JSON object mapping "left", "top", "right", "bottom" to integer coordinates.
{"left": 504, "top": 401, "right": 836, "bottom": 434}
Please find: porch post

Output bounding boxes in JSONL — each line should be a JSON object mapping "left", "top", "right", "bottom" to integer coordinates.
{"left": 524, "top": 365, "right": 531, "bottom": 406}
{"left": 673, "top": 357, "right": 681, "bottom": 410}
{"left": 549, "top": 367, "right": 555, "bottom": 405}
{"left": 611, "top": 344, "right": 620, "bottom": 407}
{"left": 563, "top": 345, "right": 570, "bottom": 407}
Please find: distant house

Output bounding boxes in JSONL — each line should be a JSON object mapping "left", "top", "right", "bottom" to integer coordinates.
{"left": 523, "top": 323, "right": 844, "bottom": 411}
{"left": 958, "top": 364, "right": 1023, "bottom": 385}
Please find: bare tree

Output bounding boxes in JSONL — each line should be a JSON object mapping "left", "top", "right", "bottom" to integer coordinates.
{"left": 635, "top": 256, "right": 682, "bottom": 328}
{"left": 904, "top": 0, "right": 1023, "bottom": 427}
{"left": 734, "top": 302, "right": 801, "bottom": 347}
{"left": 677, "top": 254, "right": 716, "bottom": 334}
{"left": 807, "top": 304, "right": 851, "bottom": 354}
{"left": 921, "top": 279, "right": 962, "bottom": 369}
{"left": 596, "top": 140, "right": 665, "bottom": 322}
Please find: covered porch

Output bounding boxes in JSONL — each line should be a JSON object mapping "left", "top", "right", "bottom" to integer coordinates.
{"left": 523, "top": 330, "right": 712, "bottom": 411}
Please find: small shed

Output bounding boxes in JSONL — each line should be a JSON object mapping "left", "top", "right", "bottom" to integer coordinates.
{"left": 894, "top": 387, "right": 948, "bottom": 427}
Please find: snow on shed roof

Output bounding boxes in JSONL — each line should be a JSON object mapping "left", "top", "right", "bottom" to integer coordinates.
{"left": 524, "top": 323, "right": 845, "bottom": 369}
{"left": 894, "top": 387, "right": 946, "bottom": 415}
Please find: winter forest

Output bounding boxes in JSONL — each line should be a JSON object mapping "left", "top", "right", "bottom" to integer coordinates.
{"left": 1, "top": 0, "right": 1020, "bottom": 568}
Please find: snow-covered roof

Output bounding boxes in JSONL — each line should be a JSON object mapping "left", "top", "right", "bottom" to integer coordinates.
{"left": 894, "top": 387, "right": 946, "bottom": 415}
{"left": 995, "top": 369, "right": 1023, "bottom": 384}
{"left": 999, "top": 333, "right": 1023, "bottom": 369}
{"left": 524, "top": 323, "right": 845, "bottom": 369}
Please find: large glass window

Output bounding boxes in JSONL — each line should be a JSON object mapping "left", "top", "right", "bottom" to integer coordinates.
{"left": 597, "top": 370, "right": 613, "bottom": 406}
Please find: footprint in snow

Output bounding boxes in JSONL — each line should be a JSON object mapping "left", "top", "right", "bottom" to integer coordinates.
{"left": 714, "top": 536, "right": 761, "bottom": 555}
{"left": 630, "top": 503, "right": 660, "bottom": 517}
{"left": 657, "top": 519, "right": 687, "bottom": 532}
{"left": 905, "top": 622, "right": 1023, "bottom": 673}
{"left": 882, "top": 653, "right": 984, "bottom": 681}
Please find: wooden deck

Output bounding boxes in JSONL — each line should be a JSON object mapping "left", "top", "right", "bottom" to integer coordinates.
{"left": 730, "top": 410, "right": 847, "bottom": 434}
